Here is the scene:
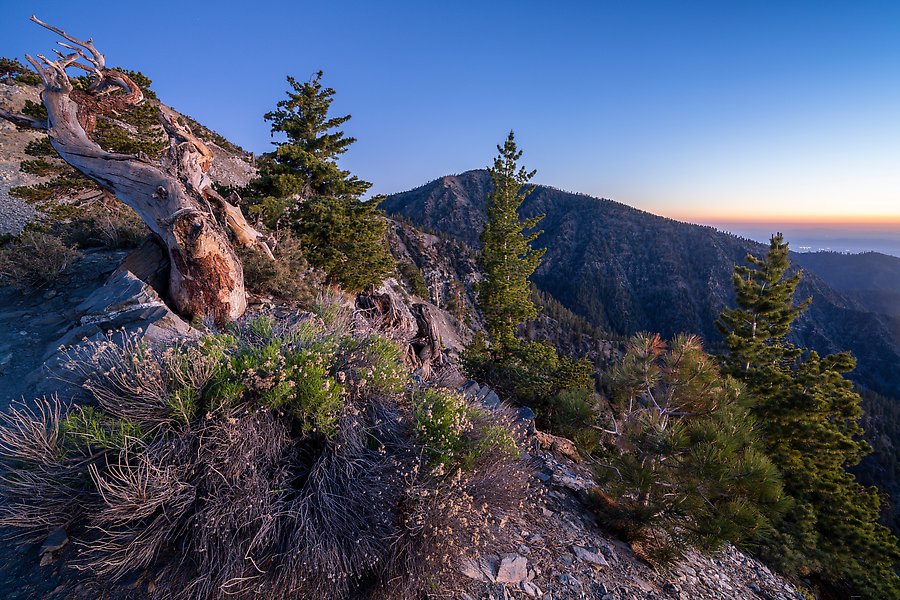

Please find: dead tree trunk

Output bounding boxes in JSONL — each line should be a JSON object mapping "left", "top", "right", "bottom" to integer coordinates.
{"left": 2, "top": 17, "right": 273, "bottom": 324}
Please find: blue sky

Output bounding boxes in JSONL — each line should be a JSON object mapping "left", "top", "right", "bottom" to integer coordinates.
{"left": 3, "top": 1, "right": 900, "bottom": 223}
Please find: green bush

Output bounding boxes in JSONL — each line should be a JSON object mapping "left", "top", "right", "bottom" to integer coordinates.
{"left": 10, "top": 173, "right": 91, "bottom": 204}
{"left": 0, "top": 57, "right": 41, "bottom": 85}
{"left": 92, "top": 104, "right": 167, "bottom": 158}
{"left": 24, "top": 137, "right": 55, "bottom": 157}
{"left": 61, "top": 406, "right": 145, "bottom": 451}
{"left": 19, "top": 159, "right": 56, "bottom": 177}
{"left": 399, "top": 260, "right": 429, "bottom": 298}
{"left": 463, "top": 334, "right": 595, "bottom": 435}
{"left": 21, "top": 100, "right": 47, "bottom": 121}
{"left": 412, "top": 388, "right": 519, "bottom": 469}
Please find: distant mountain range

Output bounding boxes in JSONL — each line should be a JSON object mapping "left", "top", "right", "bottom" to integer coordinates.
{"left": 382, "top": 169, "right": 900, "bottom": 399}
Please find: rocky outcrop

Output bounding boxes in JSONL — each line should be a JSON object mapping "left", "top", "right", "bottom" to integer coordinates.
{"left": 0, "top": 244, "right": 192, "bottom": 404}
{"left": 454, "top": 427, "right": 807, "bottom": 600}
{"left": 388, "top": 219, "right": 482, "bottom": 329}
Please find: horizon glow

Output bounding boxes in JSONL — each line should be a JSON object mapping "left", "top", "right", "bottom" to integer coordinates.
{"left": 2, "top": 1, "right": 900, "bottom": 224}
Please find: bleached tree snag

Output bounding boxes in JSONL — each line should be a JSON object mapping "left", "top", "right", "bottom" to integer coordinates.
{"left": 157, "top": 105, "right": 276, "bottom": 259}
{"left": 2, "top": 17, "right": 266, "bottom": 323}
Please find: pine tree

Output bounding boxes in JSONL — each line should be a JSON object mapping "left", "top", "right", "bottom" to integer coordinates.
{"left": 717, "top": 233, "right": 808, "bottom": 379}
{"left": 718, "top": 234, "right": 900, "bottom": 598}
{"left": 596, "top": 333, "right": 786, "bottom": 563}
{"left": 249, "top": 72, "right": 394, "bottom": 291}
{"left": 464, "top": 133, "right": 593, "bottom": 437}
{"left": 477, "top": 131, "right": 545, "bottom": 355}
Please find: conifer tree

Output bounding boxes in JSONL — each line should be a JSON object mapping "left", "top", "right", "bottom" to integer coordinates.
{"left": 477, "top": 131, "right": 545, "bottom": 355}
{"left": 717, "top": 233, "right": 808, "bottom": 379}
{"left": 249, "top": 72, "right": 394, "bottom": 291}
{"left": 464, "top": 133, "right": 593, "bottom": 437}
{"left": 597, "top": 333, "right": 786, "bottom": 563}
{"left": 718, "top": 234, "right": 900, "bottom": 599}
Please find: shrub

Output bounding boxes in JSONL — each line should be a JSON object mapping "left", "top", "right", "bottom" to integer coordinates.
{"left": 399, "top": 260, "right": 429, "bottom": 298}
{"left": 24, "top": 137, "right": 55, "bottom": 157}
{"left": 463, "top": 335, "right": 595, "bottom": 431}
{"left": 92, "top": 106, "right": 167, "bottom": 158}
{"left": 0, "top": 231, "right": 81, "bottom": 290}
{"left": 0, "top": 57, "right": 41, "bottom": 85}
{"left": 21, "top": 100, "right": 47, "bottom": 121}
{"left": 0, "top": 313, "right": 529, "bottom": 599}
{"left": 238, "top": 231, "right": 323, "bottom": 305}
{"left": 62, "top": 201, "right": 147, "bottom": 250}
{"left": 10, "top": 173, "right": 93, "bottom": 204}
{"left": 19, "top": 159, "right": 56, "bottom": 177}
{"left": 592, "top": 333, "right": 787, "bottom": 563}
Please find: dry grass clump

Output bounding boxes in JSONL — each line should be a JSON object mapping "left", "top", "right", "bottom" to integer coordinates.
{"left": 0, "top": 306, "right": 529, "bottom": 599}
{"left": 0, "top": 231, "right": 81, "bottom": 290}
{"left": 63, "top": 201, "right": 148, "bottom": 250}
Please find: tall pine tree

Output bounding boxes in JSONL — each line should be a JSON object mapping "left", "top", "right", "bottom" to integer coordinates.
{"left": 718, "top": 234, "right": 900, "bottom": 599}
{"left": 477, "top": 131, "right": 545, "bottom": 355}
{"left": 249, "top": 71, "right": 394, "bottom": 291}
{"left": 464, "top": 132, "right": 593, "bottom": 432}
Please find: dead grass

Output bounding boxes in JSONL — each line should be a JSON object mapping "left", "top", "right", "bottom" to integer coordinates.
{"left": 0, "top": 311, "right": 531, "bottom": 599}
{"left": 0, "top": 231, "right": 81, "bottom": 290}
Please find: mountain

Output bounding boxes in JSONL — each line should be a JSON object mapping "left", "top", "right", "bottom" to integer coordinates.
{"left": 794, "top": 251, "right": 900, "bottom": 343}
{"left": 381, "top": 170, "right": 900, "bottom": 399}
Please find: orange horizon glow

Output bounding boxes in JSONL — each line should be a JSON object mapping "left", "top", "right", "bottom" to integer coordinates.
{"left": 669, "top": 213, "right": 900, "bottom": 227}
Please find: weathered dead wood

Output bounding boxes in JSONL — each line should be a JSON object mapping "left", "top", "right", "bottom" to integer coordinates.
{"left": 157, "top": 105, "right": 275, "bottom": 259}
{"left": 0, "top": 107, "right": 47, "bottom": 129}
{"left": 0, "top": 17, "right": 277, "bottom": 323}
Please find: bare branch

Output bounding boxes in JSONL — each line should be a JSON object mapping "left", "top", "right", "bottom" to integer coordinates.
{"left": 30, "top": 15, "right": 105, "bottom": 70}
{"left": 0, "top": 107, "right": 48, "bottom": 130}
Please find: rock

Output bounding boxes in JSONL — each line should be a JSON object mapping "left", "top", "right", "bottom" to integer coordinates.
{"left": 534, "top": 430, "right": 581, "bottom": 463}
{"left": 112, "top": 236, "right": 169, "bottom": 296}
{"left": 514, "top": 405, "right": 535, "bottom": 436}
{"left": 521, "top": 580, "right": 542, "bottom": 597}
{"left": 54, "top": 269, "right": 193, "bottom": 351}
{"left": 459, "top": 555, "right": 499, "bottom": 583}
{"left": 459, "top": 380, "right": 480, "bottom": 397}
{"left": 482, "top": 389, "right": 501, "bottom": 409}
{"left": 40, "top": 528, "right": 68, "bottom": 555}
{"left": 495, "top": 553, "right": 528, "bottom": 584}
{"left": 572, "top": 545, "right": 608, "bottom": 567}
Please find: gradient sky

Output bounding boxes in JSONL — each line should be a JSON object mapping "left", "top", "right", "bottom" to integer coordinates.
{"left": 3, "top": 1, "right": 900, "bottom": 223}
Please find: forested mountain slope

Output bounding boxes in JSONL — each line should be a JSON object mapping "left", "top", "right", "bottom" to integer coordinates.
{"left": 382, "top": 169, "right": 900, "bottom": 398}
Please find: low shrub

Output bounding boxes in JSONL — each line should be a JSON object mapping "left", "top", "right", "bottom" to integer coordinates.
{"left": 399, "top": 260, "right": 429, "bottom": 298}
{"left": 238, "top": 231, "right": 323, "bottom": 305}
{"left": 591, "top": 333, "right": 787, "bottom": 563}
{"left": 0, "top": 231, "right": 81, "bottom": 290}
{"left": 62, "top": 201, "right": 147, "bottom": 250}
{"left": 0, "top": 57, "right": 41, "bottom": 86}
{"left": 0, "top": 312, "right": 529, "bottom": 599}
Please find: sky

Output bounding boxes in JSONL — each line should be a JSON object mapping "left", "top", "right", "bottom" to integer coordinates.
{"left": 3, "top": 1, "right": 900, "bottom": 227}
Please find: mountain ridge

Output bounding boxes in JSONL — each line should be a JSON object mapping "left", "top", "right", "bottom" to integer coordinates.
{"left": 381, "top": 169, "right": 900, "bottom": 398}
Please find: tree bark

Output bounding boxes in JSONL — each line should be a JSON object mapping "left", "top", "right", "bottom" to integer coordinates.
{"left": 0, "top": 17, "right": 276, "bottom": 324}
